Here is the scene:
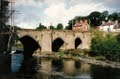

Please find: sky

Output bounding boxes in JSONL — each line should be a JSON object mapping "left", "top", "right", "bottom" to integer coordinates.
{"left": 12, "top": 0, "right": 120, "bottom": 29}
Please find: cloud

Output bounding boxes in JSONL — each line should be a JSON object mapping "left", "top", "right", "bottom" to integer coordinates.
{"left": 14, "top": 0, "right": 43, "bottom": 7}
{"left": 42, "top": 2, "right": 108, "bottom": 27}
{"left": 13, "top": 0, "right": 119, "bottom": 29}
{"left": 13, "top": 0, "right": 45, "bottom": 29}
{"left": 14, "top": 13, "right": 41, "bottom": 29}
{"left": 102, "top": 0, "right": 120, "bottom": 12}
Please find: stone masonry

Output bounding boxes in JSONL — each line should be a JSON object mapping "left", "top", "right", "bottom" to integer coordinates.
{"left": 17, "top": 29, "right": 92, "bottom": 52}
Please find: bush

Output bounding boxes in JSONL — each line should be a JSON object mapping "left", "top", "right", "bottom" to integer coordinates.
{"left": 90, "top": 31, "right": 120, "bottom": 61}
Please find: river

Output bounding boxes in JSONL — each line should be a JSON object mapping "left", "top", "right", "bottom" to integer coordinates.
{"left": 0, "top": 54, "right": 120, "bottom": 79}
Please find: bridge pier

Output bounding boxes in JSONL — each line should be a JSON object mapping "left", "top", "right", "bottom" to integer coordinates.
{"left": 81, "top": 33, "right": 91, "bottom": 49}
{"left": 65, "top": 32, "right": 75, "bottom": 50}
{"left": 41, "top": 30, "right": 52, "bottom": 53}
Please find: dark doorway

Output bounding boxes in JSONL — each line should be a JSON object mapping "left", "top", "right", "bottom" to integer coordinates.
{"left": 19, "top": 35, "right": 41, "bottom": 59}
{"left": 75, "top": 38, "right": 82, "bottom": 49}
{"left": 52, "top": 38, "right": 64, "bottom": 52}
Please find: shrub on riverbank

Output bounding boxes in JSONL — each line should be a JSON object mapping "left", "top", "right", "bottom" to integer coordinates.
{"left": 64, "top": 49, "right": 89, "bottom": 57}
{"left": 90, "top": 30, "right": 120, "bottom": 62}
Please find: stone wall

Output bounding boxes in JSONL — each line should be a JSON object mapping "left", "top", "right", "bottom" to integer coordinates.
{"left": 17, "top": 30, "right": 92, "bottom": 53}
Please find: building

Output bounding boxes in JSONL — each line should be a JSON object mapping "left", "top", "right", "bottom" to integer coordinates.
{"left": 99, "top": 20, "right": 120, "bottom": 32}
{"left": 73, "top": 19, "right": 90, "bottom": 31}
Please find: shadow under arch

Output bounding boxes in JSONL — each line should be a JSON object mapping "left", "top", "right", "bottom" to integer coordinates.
{"left": 52, "top": 59, "right": 63, "bottom": 72}
{"left": 19, "top": 35, "right": 41, "bottom": 59}
{"left": 52, "top": 38, "right": 64, "bottom": 52}
{"left": 75, "top": 37, "right": 82, "bottom": 49}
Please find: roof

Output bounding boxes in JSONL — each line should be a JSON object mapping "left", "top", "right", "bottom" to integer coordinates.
{"left": 113, "top": 23, "right": 120, "bottom": 29}
{"left": 73, "top": 23, "right": 82, "bottom": 27}
{"left": 101, "top": 22, "right": 114, "bottom": 26}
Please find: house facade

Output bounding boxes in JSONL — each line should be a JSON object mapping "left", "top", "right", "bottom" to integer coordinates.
{"left": 99, "top": 20, "right": 120, "bottom": 32}
{"left": 73, "top": 19, "right": 90, "bottom": 31}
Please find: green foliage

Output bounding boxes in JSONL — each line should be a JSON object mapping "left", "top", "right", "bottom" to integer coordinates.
{"left": 89, "top": 11, "right": 102, "bottom": 27}
{"left": 75, "top": 16, "right": 88, "bottom": 21}
{"left": 0, "top": 23, "right": 6, "bottom": 31}
{"left": 0, "top": 24, "right": 11, "bottom": 32}
{"left": 34, "top": 11, "right": 120, "bottom": 31}
{"left": 36, "top": 23, "right": 47, "bottom": 30}
{"left": 108, "top": 12, "right": 120, "bottom": 21}
{"left": 100, "top": 11, "right": 109, "bottom": 22}
{"left": 64, "top": 26, "right": 70, "bottom": 30}
{"left": 56, "top": 23, "right": 63, "bottom": 30}
{"left": 14, "top": 26, "right": 22, "bottom": 30}
{"left": 90, "top": 31, "right": 120, "bottom": 61}
{"left": 58, "top": 51, "right": 64, "bottom": 57}
{"left": 67, "top": 11, "right": 120, "bottom": 29}
{"left": 116, "top": 34, "right": 120, "bottom": 43}
{"left": 49, "top": 25, "right": 55, "bottom": 30}
{"left": 66, "top": 16, "right": 89, "bottom": 30}
{"left": 66, "top": 19, "right": 75, "bottom": 30}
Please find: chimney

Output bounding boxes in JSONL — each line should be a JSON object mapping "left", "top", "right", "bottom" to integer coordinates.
{"left": 108, "top": 20, "right": 112, "bottom": 23}
{"left": 102, "top": 21, "right": 105, "bottom": 24}
{"left": 80, "top": 20, "right": 83, "bottom": 24}
{"left": 75, "top": 20, "right": 79, "bottom": 24}
{"left": 84, "top": 19, "right": 88, "bottom": 24}
{"left": 115, "top": 20, "right": 118, "bottom": 24}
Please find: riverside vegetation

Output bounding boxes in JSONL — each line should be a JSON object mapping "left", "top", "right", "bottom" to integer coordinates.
{"left": 90, "top": 30, "right": 120, "bottom": 62}
{"left": 56, "top": 30, "right": 120, "bottom": 62}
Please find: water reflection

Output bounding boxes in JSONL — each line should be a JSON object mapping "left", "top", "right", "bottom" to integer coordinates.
{"left": 91, "top": 65, "right": 120, "bottom": 79}
{"left": 11, "top": 53, "right": 24, "bottom": 72}
{"left": 15, "top": 57, "right": 38, "bottom": 79}
{"left": 63, "top": 59, "right": 76, "bottom": 76}
{"left": 0, "top": 55, "right": 120, "bottom": 79}
{"left": 52, "top": 59, "right": 63, "bottom": 72}
{"left": 75, "top": 60, "right": 81, "bottom": 69}
{"left": 19, "top": 58, "right": 37, "bottom": 73}
{"left": 75, "top": 60, "right": 91, "bottom": 78}
{"left": 38, "top": 58, "right": 52, "bottom": 79}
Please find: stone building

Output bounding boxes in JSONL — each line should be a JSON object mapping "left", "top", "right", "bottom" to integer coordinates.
{"left": 73, "top": 19, "right": 90, "bottom": 31}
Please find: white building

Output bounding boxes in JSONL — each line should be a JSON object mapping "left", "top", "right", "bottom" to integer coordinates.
{"left": 99, "top": 20, "right": 120, "bottom": 32}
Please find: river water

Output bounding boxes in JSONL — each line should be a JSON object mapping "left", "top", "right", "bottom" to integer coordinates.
{"left": 0, "top": 54, "right": 120, "bottom": 79}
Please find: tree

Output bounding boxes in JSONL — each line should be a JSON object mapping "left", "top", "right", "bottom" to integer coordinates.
{"left": 14, "top": 26, "right": 22, "bottom": 30}
{"left": 65, "top": 26, "right": 69, "bottom": 30}
{"left": 108, "top": 12, "right": 119, "bottom": 21}
{"left": 66, "top": 16, "right": 89, "bottom": 30}
{"left": 66, "top": 19, "right": 76, "bottom": 30}
{"left": 36, "top": 23, "right": 47, "bottom": 30}
{"left": 101, "top": 11, "right": 109, "bottom": 22}
{"left": 89, "top": 11, "right": 102, "bottom": 27}
{"left": 56, "top": 23, "right": 63, "bottom": 30}
{"left": 76, "top": 16, "right": 89, "bottom": 21}
{"left": 49, "top": 25, "right": 55, "bottom": 30}
{"left": 90, "top": 31, "right": 120, "bottom": 61}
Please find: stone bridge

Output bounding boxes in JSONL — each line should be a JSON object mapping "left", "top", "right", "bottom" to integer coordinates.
{"left": 17, "top": 29, "right": 92, "bottom": 57}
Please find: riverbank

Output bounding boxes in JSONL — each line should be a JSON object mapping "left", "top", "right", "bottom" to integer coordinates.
{"left": 33, "top": 53, "right": 120, "bottom": 69}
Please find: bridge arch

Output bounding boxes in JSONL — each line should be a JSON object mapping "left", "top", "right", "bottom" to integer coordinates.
{"left": 52, "top": 37, "right": 64, "bottom": 52}
{"left": 75, "top": 37, "right": 82, "bottom": 49}
{"left": 19, "top": 35, "right": 41, "bottom": 59}
{"left": 19, "top": 34, "right": 38, "bottom": 41}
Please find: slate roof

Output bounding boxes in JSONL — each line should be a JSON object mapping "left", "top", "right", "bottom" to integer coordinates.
{"left": 101, "top": 22, "right": 114, "bottom": 26}
{"left": 113, "top": 23, "right": 120, "bottom": 29}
